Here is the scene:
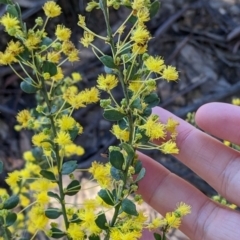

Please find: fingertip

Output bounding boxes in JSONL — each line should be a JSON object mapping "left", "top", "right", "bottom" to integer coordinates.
{"left": 195, "top": 102, "right": 222, "bottom": 129}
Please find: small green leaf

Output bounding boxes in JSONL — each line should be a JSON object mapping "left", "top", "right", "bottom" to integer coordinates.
{"left": 3, "top": 195, "right": 19, "bottom": 209}
{"left": 128, "top": 15, "right": 137, "bottom": 24}
{"left": 144, "top": 93, "right": 160, "bottom": 108}
{"left": 47, "top": 191, "right": 60, "bottom": 201}
{"left": 150, "top": 1, "right": 160, "bottom": 18}
{"left": 5, "top": 212, "right": 17, "bottom": 226}
{"left": 98, "top": 189, "right": 114, "bottom": 206}
{"left": 42, "top": 61, "right": 57, "bottom": 76}
{"left": 110, "top": 167, "right": 124, "bottom": 181}
{"left": 50, "top": 105, "right": 58, "bottom": 114}
{"left": 136, "top": 128, "right": 150, "bottom": 144}
{"left": 32, "top": 147, "right": 43, "bottom": 161}
{"left": 103, "top": 109, "right": 126, "bottom": 121}
{"left": 134, "top": 167, "right": 146, "bottom": 183}
{"left": 0, "top": 226, "right": 11, "bottom": 239}
{"left": 109, "top": 150, "right": 124, "bottom": 170}
{"left": 0, "top": 161, "right": 3, "bottom": 174}
{"left": 142, "top": 106, "right": 152, "bottom": 117}
{"left": 95, "top": 213, "right": 108, "bottom": 230}
{"left": 50, "top": 227, "right": 66, "bottom": 238}
{"left": 154, "top": 233, "right": 162, "bottom": 240}
{"left": 99, "top": 55, "right": 116, "bottom": 69}
{"left": 130, "top": 98, "right": 142, "bottom": 110}
{"left": 121, "top": 198, "right": 138, "bottom": 216}
{"left": 20, "top": 78, "right": 38, "bottom": 94}
{"left": 65, "top": 180, "right": 81, "bottom": 196}
{"left": 6, "top": 4, "right": 18, "bottom": 17}
{"left": 40, "top": 170, "right": 56, "bottom": 181}
{"left": 62, "top": 160, "right": 77, "bottom": 175}
{"left": 41, "top": 37, "right": 53, "bottom": 47}
{"left": 134, "top": 160, "right": 142, "bottom": 174}
{"left": 69, "top": 214, "right": 81, "bottom": 224}
{"left": 121, "top": 143, "right": 135, "bottom": 162}
{"left": 69, "top": 126, "right": 79, "bottom": 141}
{"left": 45, "top": 208, "right": 62, "bottom": 219}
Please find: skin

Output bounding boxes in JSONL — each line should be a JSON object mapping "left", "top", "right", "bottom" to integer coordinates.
{"left": 139, "top": 102, "right": 240, "bottom": 240}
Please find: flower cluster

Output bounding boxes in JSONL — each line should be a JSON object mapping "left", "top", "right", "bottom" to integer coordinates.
{"left": 0, "top": 0, "right": 191, "bottom": 239}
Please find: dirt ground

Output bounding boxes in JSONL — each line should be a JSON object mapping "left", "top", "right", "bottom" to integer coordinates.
{"left": 0, "top": 0, "right": 240, "bottom": 239}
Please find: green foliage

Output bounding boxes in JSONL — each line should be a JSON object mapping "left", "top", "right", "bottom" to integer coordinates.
{"left": 5, "top": 212, "right": 17, "bottom": 226}
{"left": 61, "top": 160, "right": 78, "bottom": 175}
{"left": 40, "top": 170, "right": 56, "bottom": 181}
{"left": 65, "top": 180, "right": 81, "bottom": 196}
{"left": 109, "top": 149, "right": 124, "bottom": 170}
{"left": 3, "top": 195, "right": 19, "bottom": 209}
{"left": 42, "top": 61, "right": 57, "bottom": 76}
{"left": 98, "top": 189, "right": 114, "bottom": 206}
{"left": 48, "top": 191, "right": 61, "bottom": 201}
{"left": 103, "top": 109, "right": 126, "bottom": 121}
{"left": 49, "top": 227, "right": 66, "bottom": 238}
{"left": 95, "top": 213, "right": 108, "bottom": 230}
{"left": 121, "top": 198, "right": 138, "bottom": 216}
{"left": 45, "top": 208, "right": 62, "bottom": 219}
{"left": 20, "top": 78, "right": 38, "bottom": 94}
{"left": 100, "top": 55, "right": 117, "bottom": 68}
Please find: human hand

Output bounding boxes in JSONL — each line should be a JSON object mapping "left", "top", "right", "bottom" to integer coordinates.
{"left": 139, "top": 103, "right": 240, "bottom": 240}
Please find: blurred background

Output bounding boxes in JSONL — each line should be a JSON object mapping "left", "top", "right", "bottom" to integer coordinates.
{"left": 0, "top": 0, "right": 240, "bottom": 238}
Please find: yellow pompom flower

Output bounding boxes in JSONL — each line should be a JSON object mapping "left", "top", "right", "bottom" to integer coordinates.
{"left": 89, "top": 161, "right": 111, "bottom": 188}
{"left": 54, "top": 131, "right": 72, "bottom": 145}
{"left": 0, "top": 51, "right": 16, "bottom": 65}
{"left": 67, "top": 223, "right": 84, "bottom": 240}
{"left": 132, "top": 43, "right": 148, "bottom": 54}
{"left": 165, "top": 212, "right": 181, "bottom": 228}
{"left": 166, "top": 117, "right": 179, "bottom": 133}
{"left": 43, "top": 1, "right": 62, "bottom": 18}
{"left": 160, "top": 140, "right": 179, "bottom": 154}
{"left": 80, "top": 87, "right": 100, "bottom": 104}
{"left": 36, "top": 191, "right": 50, "bottom": 205}
{"left": 129, "top": 80, "right": 143, "bottom": 93}
{"left": 78, "top": 15, "right": 86, "bottom": 27}
{"left": 47, "top": 51, "right": 61, "bottom": 63}
{"left": 65, "top": 144, "right": 85, "bottom": 157}
{"left": 175, "top": 202, "right": 191, "bottom": 217}
{"left": 5, "top": 170, "right": 20, "bottom": 187}
{"left": 16, "top": 109, "right": 32, "bottom": 128}
{"left": 32, "top": 132, "right": 51, "bottom": 149}
{"left": 24, "top": 34, "right": 41, "bottom": 50}
{"left": 0, "top": 13, "right": 20, "bottom": 32}
{"left": 7, "top": 40, "right": 24, "bottom": 56}
{"left": 55, "top": 25, "right": 71, "bottom": 41}
{"left": 80, "top": 31, "right": 94, "bottom": 47}
{"left": 162, "top": 66, "right": 179, "bottom": 81}
{"left": 137, "top": 7, "right": 150, "bottom": 23}
{"left": 97, "top": 74, "right": 118, "bottom": 91}
{"left": 52, "top": 67, "right": 64, "bottom": 81}
{"left": 68, "top": 49, "right": 80, "bottom": 62}
{"left": 62, "top": 40, "right": 76, "bottom": 55}
{"left": 71, "top": 72, "right": 82, "bottom": 82}
{"left": 232, "top": 98, "right": 240, "bottom": 106}
{"left": 144, "top": 56, "right": 165, "bottom": 73}
{"left": 58, "top": 115, "right": 76, "bottom": 131}
{"left": 23, "top": 151, "right": 35, "bottom": 162}
{"left": 28, "top": 205, "right": 49, "bottom": 234}
{"left": 111, "top": 125, "right": 130, "bottom": 142}
{"left": 140, "top": 115, "right": 166, "bottom": 140}
{"left": 131, "top": 25, "right": 151, "bottom": 45}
